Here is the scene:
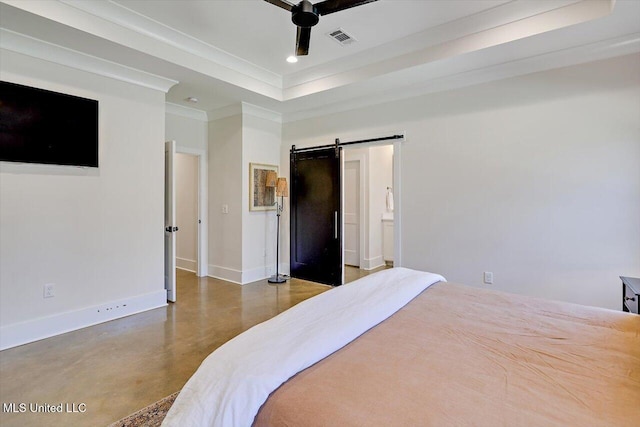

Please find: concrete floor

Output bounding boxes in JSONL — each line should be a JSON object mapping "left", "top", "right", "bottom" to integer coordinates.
{"left": 0, "top": 266, "right": 384, "bottom": 426}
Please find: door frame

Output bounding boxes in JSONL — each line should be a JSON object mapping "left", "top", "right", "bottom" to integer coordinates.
{"left": 342, "top": 138, "right": 402, "bottom": 270}
{"left": 342, "top": 154, "right": 366, "bottom": 269}
{"left": 175, "top": 145, "right": 208, "bottom": 278}
{"left": 392, "top": 137, "right": 402, "bottom": 267}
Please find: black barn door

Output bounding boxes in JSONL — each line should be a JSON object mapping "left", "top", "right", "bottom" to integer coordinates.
{"left": 290, "top": 147, "right": 342, "bottom": 286}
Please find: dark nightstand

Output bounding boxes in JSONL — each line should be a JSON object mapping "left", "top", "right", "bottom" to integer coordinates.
{"left": 620, "top": 276, "right": 640, "bottom": 314}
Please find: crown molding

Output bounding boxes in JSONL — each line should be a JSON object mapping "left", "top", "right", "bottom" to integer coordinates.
{"left": 283, "top": 0, "right": 582, "bottom": 89}
{"left": 241, "top": 102, "right": 282, "bottom": 123}
{"left": 283, "top": 33, "right": 640, "bottom": 123}
{"left": 207, "top": 103, "right": 282, "bottom": 123}
{"left": 3, "top": 0, "right": 634, "bottom": 118}
{"left": 1, "top": 0, "right": 619, "bottom": 104}
{"left": 3, "top": 0, "right": 282, "bottom": 100}
{"left": 165, "top": 102, "right": 208, "bottom": 121}
{"left": 60, "top": 0, "right": 281, "bottom": 88}
{"left": 5, "top": 0, "right": 611, "bottom": 103}
{"left": 0, "top": 28, "right": 178, "bottom": 92}
{"left": 282, "top": 0, "right": 614, "bottom": 101}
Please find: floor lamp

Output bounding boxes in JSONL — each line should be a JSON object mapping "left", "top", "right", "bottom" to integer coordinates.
{"left": 267, "top": 175, "right": 288, "bottom": 284}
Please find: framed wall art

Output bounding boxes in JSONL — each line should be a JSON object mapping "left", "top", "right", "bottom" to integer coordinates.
{"left": 249, "top": 163, "right": 278, "bottom": 211}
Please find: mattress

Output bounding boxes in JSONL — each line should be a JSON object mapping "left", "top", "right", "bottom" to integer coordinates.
{"left": 254, "top": 282, "right": 640, "bottom": 426}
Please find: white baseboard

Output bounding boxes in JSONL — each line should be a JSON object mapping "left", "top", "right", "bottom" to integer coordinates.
{"left": 176, "top": 257, "right": 197, "bottom": 272}
{"left": 0, "top": 290, "right": 167, "bottom": 350}
{"left": 242, "top": 266, "right": 269, "bottom": 284}
{"left": 362, "top": 256, "right": 385, "bottom": 271}
{"left": 208, "top": 265, "right": 242, "bottom": 284}
{"left": 208, "top": 264, "right": 291, "bottom": 285}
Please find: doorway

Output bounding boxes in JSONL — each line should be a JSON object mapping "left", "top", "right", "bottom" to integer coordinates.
{"left": 288, "top": 135, "right": 402, "bottom": 288}
{"left": 343, "top": 144, "right": 394, "bottom": 280}
{"left": 344, "top": 160, "right": 360, "bottom": 267}
{"left": 164, "top": 143, "right": 208, "bottom": 302}
{"left": 175, "top": 152, "right": 199, "bottom": 273}
{"left": 175, "top": 146, "right": 207, "bottom": 278}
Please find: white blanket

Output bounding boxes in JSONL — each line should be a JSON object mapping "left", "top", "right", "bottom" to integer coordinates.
{"left": 162, "top": 267, "right": 445, "bottom": 427}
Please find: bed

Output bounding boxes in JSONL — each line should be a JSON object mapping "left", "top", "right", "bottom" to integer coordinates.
{"left": 162, "top": 268, "right": 640, "bottom": 426}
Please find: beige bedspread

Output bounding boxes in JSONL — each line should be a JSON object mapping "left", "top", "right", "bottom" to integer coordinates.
{"left": 254, "top": 282, "right": 640, "bottom": 426}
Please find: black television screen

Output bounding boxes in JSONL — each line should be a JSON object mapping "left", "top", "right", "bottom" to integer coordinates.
{"left": 0, "top": 81, "right": 98, "bottom": 167}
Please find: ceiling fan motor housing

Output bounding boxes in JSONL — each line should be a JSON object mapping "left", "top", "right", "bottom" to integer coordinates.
{"left": 292, "top": 0, "right": 319, "bottom": 27}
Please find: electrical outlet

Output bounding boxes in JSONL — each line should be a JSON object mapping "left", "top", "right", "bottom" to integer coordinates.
{"left": 483, "top": 272, "right": 493, "bottom": 284}
{"left": 44, "top": 283, "right": 55, "bottom": 298}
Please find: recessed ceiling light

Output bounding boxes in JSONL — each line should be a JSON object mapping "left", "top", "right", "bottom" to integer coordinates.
{"left": 186, "top": 97, "right": 198, "bottom": 103}
{"left": 286, "top": 55, "right": 298, "bottom": 63}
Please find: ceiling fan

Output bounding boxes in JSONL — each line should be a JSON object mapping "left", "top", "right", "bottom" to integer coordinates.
{"left": 264, "top": 0, "right": 378, "bottom": 56}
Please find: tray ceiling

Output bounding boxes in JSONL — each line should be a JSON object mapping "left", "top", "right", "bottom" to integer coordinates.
{"left": 1, "top": 0, "right": 638, "bottom": 121}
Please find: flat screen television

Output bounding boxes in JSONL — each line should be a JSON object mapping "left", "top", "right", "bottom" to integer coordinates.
{"left": 0, "top": 81, "right": 99, "bottom": 167}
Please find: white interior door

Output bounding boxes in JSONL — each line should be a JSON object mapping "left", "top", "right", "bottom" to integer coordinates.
{"left": 164, "top": 140, "right": 177, "bottom": 302}
{"left": 174, "top": 153, "right": 199, "bottom": 273}
{"left": 344, "top": 160, "right": 360, "bottom": 267}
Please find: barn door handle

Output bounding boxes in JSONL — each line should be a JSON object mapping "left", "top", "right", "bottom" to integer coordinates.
{"left": 334, "top": 211, "right": 338, "bottom": 239}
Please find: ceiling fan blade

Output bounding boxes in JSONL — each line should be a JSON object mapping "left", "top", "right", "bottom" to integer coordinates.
{"left": 263, "top": 0, "right": 295, "bottom": 12}
{"left": 296, "top": 26, "right": 311, "bottom": 56}
{"left": 314, "top": 0, "right": 378, "bottom": 16}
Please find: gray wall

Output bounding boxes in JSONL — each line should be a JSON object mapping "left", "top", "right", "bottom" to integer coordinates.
{"left": 282, "top": 53, "right": 640, "bottom": 309}
{"left": 0, "top": 49, "right": 166, "bottom": 348}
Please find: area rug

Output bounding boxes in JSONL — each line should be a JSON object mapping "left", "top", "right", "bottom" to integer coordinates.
{"left": 108, "top": 391, "right": 179, "bottom": 427}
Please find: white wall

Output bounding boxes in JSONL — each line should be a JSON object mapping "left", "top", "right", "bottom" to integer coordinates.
{"left": 165, "top": 112, "right": 208, "bottom": 152}
{"left": 208, "top": 114, "right": 243, "bottom": 283}
{"left": 207, "top": 107, "right": 283, "bottom": 284}
{"left": 206, "top": 106, "right": 283, "bottom": 284}
{"left": 282, "top": 54, "right": 640, "bottom": 310}
{"left": 175, "top": 153, "right": 198, "bottom": 272}
{"left": 0, "top": 50, "right": 167, "bottom": 349}
{"left": 242, "top": 114, "right": 282, "bottom": 283}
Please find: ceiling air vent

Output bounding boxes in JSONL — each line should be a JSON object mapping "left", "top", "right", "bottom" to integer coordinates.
{"left": 326, "top": 28, "right": 357, "bottom": 46}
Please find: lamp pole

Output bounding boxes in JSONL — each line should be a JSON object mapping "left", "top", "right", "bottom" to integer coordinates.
{"left": 269, "top": 193, "right": 286, "bottom": 283}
